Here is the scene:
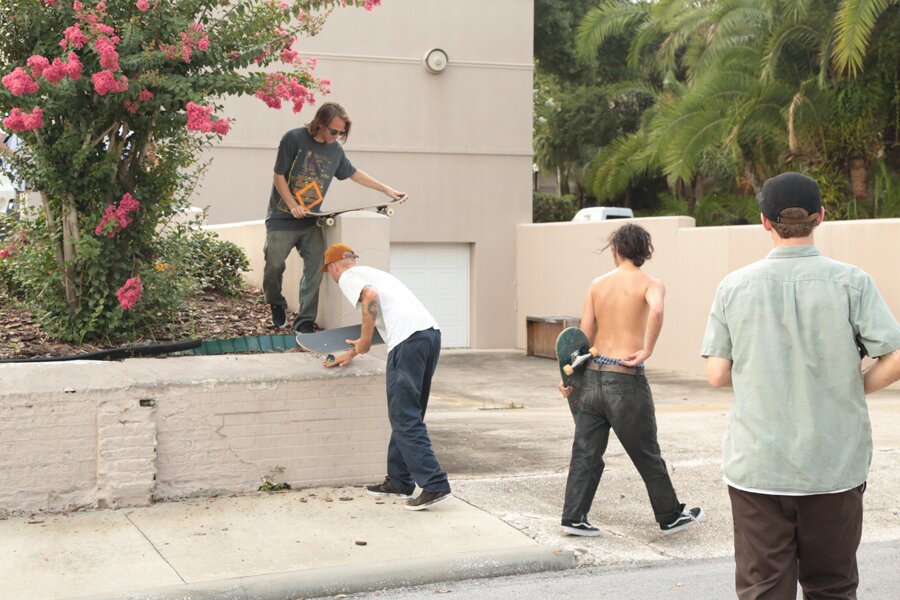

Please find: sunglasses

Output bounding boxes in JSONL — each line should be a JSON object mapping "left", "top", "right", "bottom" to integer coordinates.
{"left": 327, "top": 127, "right": 346, "bottom": 136}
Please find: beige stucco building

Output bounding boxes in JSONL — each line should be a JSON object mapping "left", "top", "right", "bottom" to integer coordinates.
{"left": 194, "top": 0, "right": 535, "bottom": 349}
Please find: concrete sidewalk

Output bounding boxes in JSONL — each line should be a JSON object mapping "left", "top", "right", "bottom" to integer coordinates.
{"left": 0, "top": 486, "right": 573, "bottom": 600}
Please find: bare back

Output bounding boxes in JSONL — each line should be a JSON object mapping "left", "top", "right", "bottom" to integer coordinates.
{"left": 582, "top": 265, "right": 664, "bottom": 360}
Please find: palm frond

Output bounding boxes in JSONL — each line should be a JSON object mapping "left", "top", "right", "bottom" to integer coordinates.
{"left": 588, "top": 132, "right": 658, "bottom": 202}
{"left": 575, "top": 1, "right": 649, "bottom": 63}
{"left": 832, "top": 0, "right": 897, "bottom": 77}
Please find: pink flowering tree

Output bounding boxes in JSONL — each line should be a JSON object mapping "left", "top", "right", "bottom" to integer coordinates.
{"left": 0, "top": 0, "right": 380, "bottom": 342}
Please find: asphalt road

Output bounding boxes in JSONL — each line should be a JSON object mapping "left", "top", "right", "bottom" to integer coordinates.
{"left": 312, "top": 541, "right": 900, "bottom": 599}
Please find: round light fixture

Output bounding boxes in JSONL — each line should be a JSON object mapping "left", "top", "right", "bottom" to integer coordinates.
{"left": 423, "top": 48, "right": 448, "bottom": 74}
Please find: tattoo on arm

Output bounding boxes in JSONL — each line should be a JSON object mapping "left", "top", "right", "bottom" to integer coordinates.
{"left": 365, "top": 299, "right": 379, "bottom": 319}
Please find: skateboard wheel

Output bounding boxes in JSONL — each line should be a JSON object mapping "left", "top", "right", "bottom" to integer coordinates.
{"left": 589, "top": 347, "right": 599, "bottom": 357}
{"left": 563, "top": 364, "right": 574, "bottom": 376}
{"left": 385, "top": 208, "right": 394, "bottom": 217}
{"left": 325, "top": 217, "right": 335, "bottom": 227}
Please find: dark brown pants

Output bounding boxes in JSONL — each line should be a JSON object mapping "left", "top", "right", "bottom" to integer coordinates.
{"left": 729, "top": 485, "right": 865, "bottom": 600}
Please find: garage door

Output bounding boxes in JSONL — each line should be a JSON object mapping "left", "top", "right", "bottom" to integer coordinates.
{"left": 390, "top": 243, "right": 469, "bottom": 348}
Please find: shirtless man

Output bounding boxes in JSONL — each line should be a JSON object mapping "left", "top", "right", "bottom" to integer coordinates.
{"left": 559, "top": 224, "right": 702, "bottom": 536}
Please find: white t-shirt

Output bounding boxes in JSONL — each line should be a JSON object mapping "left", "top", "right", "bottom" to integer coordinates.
{"left": 338, "top": 266, "right": 439, "bottom": 352}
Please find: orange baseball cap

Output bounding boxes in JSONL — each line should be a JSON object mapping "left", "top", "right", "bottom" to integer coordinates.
{"left": 320, "top": 243, "right": 359, "bottom": 272}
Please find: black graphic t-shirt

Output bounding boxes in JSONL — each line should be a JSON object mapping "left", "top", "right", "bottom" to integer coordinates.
{"left": 266, "top": 127, "right": 356, "bottom": 231}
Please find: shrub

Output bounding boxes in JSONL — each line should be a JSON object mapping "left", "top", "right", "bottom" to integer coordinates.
{"left": 533, "top": 192, "right": 578, "bottom": 223}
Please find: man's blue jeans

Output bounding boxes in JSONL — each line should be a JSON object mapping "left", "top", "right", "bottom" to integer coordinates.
{"left": 384, "top": 328, "right": 450, "bottom": 494}
{"left": 562, "top": 369, "right": 682, "bottom": 525}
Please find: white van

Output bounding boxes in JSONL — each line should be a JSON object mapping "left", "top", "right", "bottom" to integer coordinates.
{"left": 571, "top": 206, "right": 634, "bottom": 222}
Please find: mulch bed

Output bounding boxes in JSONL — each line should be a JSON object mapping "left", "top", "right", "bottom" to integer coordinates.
{"left": 0, "top": 288, "right": 282, "bottom": 361}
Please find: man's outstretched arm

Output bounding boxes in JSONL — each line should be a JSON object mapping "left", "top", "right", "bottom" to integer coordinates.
{"left": 349, "top": 170, "right": 405, "bottom": 200}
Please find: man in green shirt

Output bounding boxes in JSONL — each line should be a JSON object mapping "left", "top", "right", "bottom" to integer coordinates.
{"left": 701, "top": 172, "right": 900, "bottom": 599}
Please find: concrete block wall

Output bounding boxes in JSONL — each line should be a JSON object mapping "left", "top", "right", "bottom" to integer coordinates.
{"left": 0, "top": 354, "right": 389, "bottom": 514}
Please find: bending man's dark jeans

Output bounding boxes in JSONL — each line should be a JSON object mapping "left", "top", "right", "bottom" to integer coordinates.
{"left": 384, "top": 328, "right": 450, "bottom": 494}
{"left": 562, "top": 369, "right": 682, "bottom": 525}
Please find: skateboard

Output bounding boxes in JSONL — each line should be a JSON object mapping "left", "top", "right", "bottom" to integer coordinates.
{"left": 296, "top": 324, "right": 384, "bottom": 363}
{"left": 307, "top": 195, "right": 407, "bottom": 227}
{"left": 555, "top": 327, "right": 598, "bottom": 421}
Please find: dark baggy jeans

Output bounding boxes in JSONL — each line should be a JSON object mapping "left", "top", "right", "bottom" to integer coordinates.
{"left": 262, "top": 226, "right": 324, "bottom": 330}
{"left": 384, "top": 328, "right": 450, "bottom": 494}
{"left": 562, "top": 369, "right": 682, "bottom": 525}
{"left": 729, "top": 485, "right": 865, "bottom": 600}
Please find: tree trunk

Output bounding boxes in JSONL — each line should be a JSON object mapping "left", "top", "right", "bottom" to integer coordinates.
{"left": 40, "top": 192, "right": 76, "bottom": 309}
{"left": 61, "top": 197, "right": 81, "bottom": 310}
{"left": 849, "top": 158, "right": 868, "bottom": 200}
{"left": 742, "top": 159, "right": 762, "bottom": 195}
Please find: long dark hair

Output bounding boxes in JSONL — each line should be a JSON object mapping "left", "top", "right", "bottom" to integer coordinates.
{"left": 306, "top": 102, "right": 351, "bottom": 141}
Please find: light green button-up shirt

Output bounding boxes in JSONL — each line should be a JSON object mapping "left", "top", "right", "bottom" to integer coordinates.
{"left": 701, "top": 246, "right": 900, "bottom": 493}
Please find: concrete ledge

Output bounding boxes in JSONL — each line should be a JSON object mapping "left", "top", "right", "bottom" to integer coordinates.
{"left": 74, "top": 546, "right": 576, "bottom": 600}
{"left": 0, "top": 354, "right": 390, "bottom": 513}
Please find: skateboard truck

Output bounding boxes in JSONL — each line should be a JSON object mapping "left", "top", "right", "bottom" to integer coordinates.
{"left": 563, "top": 346, "right": 599, "bottom": 376}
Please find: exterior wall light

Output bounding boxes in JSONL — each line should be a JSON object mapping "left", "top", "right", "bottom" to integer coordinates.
{"left": 423, "top": 48, "right": 448, "bottom": 74}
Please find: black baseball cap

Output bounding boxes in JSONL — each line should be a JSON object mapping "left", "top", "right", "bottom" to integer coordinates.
{"left": 756, "top": 172, "right": 822, "bottom": 224}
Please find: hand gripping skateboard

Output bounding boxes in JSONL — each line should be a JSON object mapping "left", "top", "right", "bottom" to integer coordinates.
{"left": 296, "top": 324, "right": 384, "bottom": 363}
{"left": 306, "top": 195, "right": 407, "bottom": 227}
{"left": 555, "top": 327, "right": 598, "bottom": 421}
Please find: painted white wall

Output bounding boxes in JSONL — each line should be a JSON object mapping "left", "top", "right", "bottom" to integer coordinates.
{"left": 194, "top": 0, "right": 534, "bottom": 349}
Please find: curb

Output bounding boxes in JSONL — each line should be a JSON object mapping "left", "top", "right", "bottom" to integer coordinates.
{"left": 72, "top": 546, "right": 575, "bottom": 600}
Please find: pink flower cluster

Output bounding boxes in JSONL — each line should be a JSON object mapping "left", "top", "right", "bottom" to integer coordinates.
{"left": 125, "top": 88, "right": 154, "bottom": 114}
{"left": 92, "top": 70, "right": 128, "bottom": 96}
{"left": 136, "top": 0, "right": 150, "bottom": 12}
{"left": 255, "top": 73, "right": 315, "bottom": 113}
{"left": 2, "top": 67, "right": 40, "bottom": 96}
{"left": 24, "top": 53, "right": 82, "bottom": 84}
{"left": 185, "top": 102, "right": 231, "bottom": 135}
{"left": 116, "top": 277, "right": 143, "bottom": 311}
{"left": 341, "top": 0, "right": 381, "bottom": 11}
{"left": 61, "top": 24, "right": 89, "bottom": 49}
{"left": 161, "top": 23, "right": 209, "bottom": 63}
{"left": 95, "top": 193, "right": 140, "bottom": 238}
{"left": 0, "top": 231, "right": 26, "bottom": 259}
{"left": 3, "top": 107, "right": 44, "bottom": 132}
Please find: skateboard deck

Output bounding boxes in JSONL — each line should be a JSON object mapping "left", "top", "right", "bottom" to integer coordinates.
{"left": 307, "top": 195, "right": 407, "bottom": 227}
{"left": 296, "top": 324, "right": 384, "bottom": 362}
{"left": 555, "top": 327, "right": 598, "bottom": 421}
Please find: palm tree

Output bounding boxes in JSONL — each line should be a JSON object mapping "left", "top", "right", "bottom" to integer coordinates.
{"left": 576, "top": 0, "right": 898, "bottom": 213}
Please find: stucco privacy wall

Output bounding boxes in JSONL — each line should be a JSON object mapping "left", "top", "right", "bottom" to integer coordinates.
{"left": 194, "top": 0, "right": 534, "bottom": 349}
{"left": 517, "top": 217, "right": 900, "bottom": 377}
{"left": 0, "top": 354, "right": 389, "bottom": 514}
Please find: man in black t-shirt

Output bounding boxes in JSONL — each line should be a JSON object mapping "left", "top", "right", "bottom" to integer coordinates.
{"left": 263, "top": 102, "right": 404, "bottom": 332}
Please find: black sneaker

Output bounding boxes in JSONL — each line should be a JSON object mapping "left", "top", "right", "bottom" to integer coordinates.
{"left": 660, "top": 506, "right": 703, "bottom": 535}
{"left": 295, "top": 322, "right": 323, "bottom": 334}
{"left": 271, "top": 305, "right": 286, "bottom": 329}
{"left": 560, "top": 519, "right": 601, "bottom": 537}
{"left": 366, "top": 476, "right": 413, "bottom": 499}
{"left": 404, "top": 490, "right": 452, "bottom": 511}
